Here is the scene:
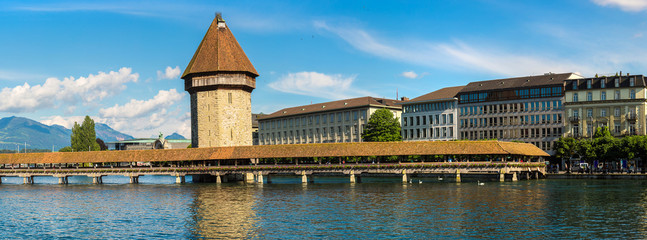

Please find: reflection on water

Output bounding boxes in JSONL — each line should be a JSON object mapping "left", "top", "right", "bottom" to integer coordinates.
{"left": 1, "top": 178, "right": 647, "bottom": 239}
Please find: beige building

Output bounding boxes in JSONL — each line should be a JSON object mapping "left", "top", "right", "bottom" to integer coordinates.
{"left": 457, "top": 73, "right": 583, "bottom": 154}
{"left": 181, "top": 14, "right": 258, "bottom": 148}
{"left": 401, "top": 86, "right": 464, "bottom": 141}
{"left": 258, "top": 97, "right": 402, "bottom": 145}
{"left": 564, "top": 74, "right": 647, "bottom": 138}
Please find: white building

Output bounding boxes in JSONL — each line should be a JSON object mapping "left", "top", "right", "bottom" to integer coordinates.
{"left": 401, "top": 86, "right": 463, "bottom": 141}
{"left": 258, "top": 97, "right": 402, "bottom": 145}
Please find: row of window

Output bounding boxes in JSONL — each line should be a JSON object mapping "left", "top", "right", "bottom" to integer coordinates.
{"left": 402, "top": 101, "right": 455, "bottom": 113}
{"left": 461, "top": 127, "right": 563, "bottom": 140}
{"left": 572, "top": 107, "right": 636, "bottom": 118}
{"left": 259, "top": 110, "right": 367, "bottom": 130}
{"left": 575, "top": 77, "right": 634, "bottom": 90}
{"left": 403, "top": 127, "right": 454, "bottom": 139}
{"left": 403, "top": 114, "right": 454, "bottom": 127}
{"left": 458, "top": 87, "right": 562, "bottom": 103}
{"left": 460, "top": 114, "right": 563, "bottom": 128}
{"left": 572, "top": 123, "right": 637, "bottom": 136}
{"left": 571, "top": 90, "right": 636, "bottom": 102}
{"left": 260, "top": 125, "right": 364, "bottom": 145}
{"left": 459, "top": 101, "right": 561, "bottom": 115}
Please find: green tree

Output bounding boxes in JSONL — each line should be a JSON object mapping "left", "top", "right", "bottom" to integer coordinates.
{"left": 96, "top": 138, "right": 108, "bottom": 151}
{"left": 553, "top": 137, "right": 577, "bottom": 159}
{"left": 362, "top": 108, "right": 402, "bottom": 142}
{"left": 71, "top": 116, "right": 100, "bottom": 152}
{"left": 59, "top": 146, "right": 73, "bottom": 152}
{"left": 593, "top": 126, "right": 611, "bottom": 138}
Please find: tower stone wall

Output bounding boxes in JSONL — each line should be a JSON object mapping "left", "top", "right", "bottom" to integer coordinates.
{"left": 191, "top": 87, "right": 252, "bottom": 147}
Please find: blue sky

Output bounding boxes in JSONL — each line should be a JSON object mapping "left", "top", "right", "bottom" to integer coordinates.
{"left": 1, "top": 0, "right": 647, "bottom": 138}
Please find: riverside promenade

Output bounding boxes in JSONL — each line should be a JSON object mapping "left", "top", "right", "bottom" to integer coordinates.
{"left": 0, "top": 140, "right": 549, "bottom": 184}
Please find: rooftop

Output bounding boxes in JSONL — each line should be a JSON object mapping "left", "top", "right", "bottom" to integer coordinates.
{"left": 181, "top": 13, "right": 258, "bottom": 79}
{"left": 258, "top": 96, "right": 402, "bottom": 120}
{"left": 403, "top": 86, "right": 464, "bottom": 104}
{"left": 0, "top": 141, "right": 548, "bottom": 164}
{"left": 459, "top": 73, "right": 581, "bottom": 93}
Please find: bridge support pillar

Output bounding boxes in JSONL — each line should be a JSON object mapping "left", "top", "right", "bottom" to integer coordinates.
{"left": 92, "top": 176, "right": 102, "bottom": 184}
{"left": 534, "top": 171, "right": 539, "bottom": 179}
{"left": 129, "top": 176, "right": 139, "bottom": 184}
{"left": 59, "top": 176, "right": 69, "bottom": 184}
{"left": 456, "top": 169, "right": 461, "bottom": 183}
{"left": 245, "top": 172, "right": 255, "bottom": 183}
{"left": 525, "top": 172, "right": 530, "bottom": 180}
{"left": 350, "top": 170, "right": 359, "bottom": 183}
{"left": 402, "top": 170, "right": 408, "bottom": 183}
{"left": 23, "top": 175, "right": 33, "bottom": 184}
{"left": 499, "top": 169, "right": 505, "bottom": 182}
{"left": 301, "top": 171, "right": 309, "bottom": 184}
{"left": 215, "top": 173, "right": 222, "bottom": 183}
{"left": 176, "top": 175, "right": 185, "bottom": 184}
{"left": 256, "top": 173, "right": 264, "bottom": 183}
{"left": 512, "top": 172, "right": 518, "bottom": 182}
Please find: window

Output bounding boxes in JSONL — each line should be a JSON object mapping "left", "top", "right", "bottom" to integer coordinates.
{"left": 573, "top": 93, "right": 578, "bottom": 102}
{"left": 587, "top": 92, "right": 592, "bottom": 101}
{"left": 449, "top": 114, "right": 454, "bottom": 124}
{"left": 601, "top": 79, "right": 606, "bottom": 88}
{"left": 573, "top": 82, "right": 578, "bottom": 90}
{"left": 615, "top": 90, "right": 621, "bottom": 100}
{"left": 573, "top": 109, "right": 579, "bottom": 117}
{"left": 587, "top": 109, "right": 593, "bottom": 117}
{"left": 228, "top": 93, "right": 233, "bottom": 104}
{"left": 601, "top": 109, "right": 607, "bottom": 117}
{"left": 615, "top": 78, "right": 619, "bottom": 87}
{"left": 630, "top": 77, "right": 635, "bottom": 87}
{"left": 601, "top": 91, "right": 606, "bottom": 100}
{"left": 587, "top": 79, "right": 592, "bottom": 89}
{"left": 631, "top": 89, "right": 636, "bottom": 99}
{"left": 615, "top": 123, "right": 621, "bottom": 133}
{"left": 614, "top": 108, "right": 620, "bottom": 117}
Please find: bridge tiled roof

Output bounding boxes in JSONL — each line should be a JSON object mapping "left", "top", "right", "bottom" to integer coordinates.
{"left": 0, "top": 141, "right": 548, "bottom": 164}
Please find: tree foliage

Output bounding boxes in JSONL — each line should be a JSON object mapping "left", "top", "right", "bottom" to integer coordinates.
{"left": 71, "top": 116, "right": 100, "bottom": 152}
{"left": 96, "top": 138, "right": 108, "bottom": 151}
{"left": 59, "top": 146, "right": 73, "bottom": 152}
{"left": 593, "top": 126, "right": 611, "bottom": 138}
{"left": 362, "top": 108, "right": 402, "bottom": 142}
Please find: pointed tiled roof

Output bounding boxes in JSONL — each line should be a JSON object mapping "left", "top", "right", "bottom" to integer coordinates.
{"left": 182, "top": 14, "right": 259, "bottom": 79}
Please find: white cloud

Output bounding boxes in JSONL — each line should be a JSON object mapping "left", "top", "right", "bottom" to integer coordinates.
{"left": 157, "top": 66, "right": 181, "bottom": 80}
{"left": 314, "top": 21, "right": 595, "bottom": 77}
{"left": 0, "top": 67, "right": 138, "bottom": 113}
{"left": 592, "top": 0, "right": 647, "bottom": 11}
{"left": 99, "top": 89, "right": 184, "bottom": 118}
{"left": 268, "top": 71, "right": 375, "bottom": 100}
{"left": 401, "top": 71, "right": 418, "bottom": 79}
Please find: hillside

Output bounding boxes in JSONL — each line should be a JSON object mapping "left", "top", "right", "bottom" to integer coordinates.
{"left": 0, "top": 116, "right": 133, "bottom": 151}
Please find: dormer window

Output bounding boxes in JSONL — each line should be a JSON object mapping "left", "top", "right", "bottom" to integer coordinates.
{"left": 615, "top": 78, "right": 619, "bottom": 87}
{"left": 630, "top": 77, "right": 635, "bottom": 87}
{"left": 601, "top": 79, "right": 605, "bottom": 88}
{"left": 587, "top": 80, "right": 591, "bottom": 89}
{"left": 572, "top": 82, "right": 578, "bottom": 90}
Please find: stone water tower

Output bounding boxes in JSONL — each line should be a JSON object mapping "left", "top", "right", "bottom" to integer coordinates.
{"left": 182, "top": 13, "right": 258, "bottom": 147}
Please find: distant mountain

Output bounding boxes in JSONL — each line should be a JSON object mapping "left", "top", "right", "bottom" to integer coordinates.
{"left": 95, "top": 123, "right": 133, "bottom": 142}
{"left": 0, "top": 116, "right": 133, "bottom": 151}
{"left": 165, "top": 133, "right": 186, "bottom": 140}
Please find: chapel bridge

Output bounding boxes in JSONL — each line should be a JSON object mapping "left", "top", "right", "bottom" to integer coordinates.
{"left": 0, "top": 141, "right": 548, "bottom": 184}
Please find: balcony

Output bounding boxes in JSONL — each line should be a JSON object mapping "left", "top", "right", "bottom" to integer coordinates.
{"left": 569, "top": 116, "right": 581, "bottom": 123}
{"left": 626, "top": 113, "right": 638, "bottom": 123}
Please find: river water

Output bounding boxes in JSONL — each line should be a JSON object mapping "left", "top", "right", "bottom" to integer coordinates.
{"left": 1, "top": 176, "right": 647, "bottom": 239}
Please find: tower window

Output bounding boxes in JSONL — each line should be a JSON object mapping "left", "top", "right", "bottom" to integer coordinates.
{"left": 228, "top": 93, "right": 233, "bottom": 104}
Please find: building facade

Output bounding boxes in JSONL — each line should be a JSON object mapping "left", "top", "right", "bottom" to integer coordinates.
{"left": 258, "top": 97, "right": 402, "bottom": 145}
{"left": 401, "top": 86, "right": 463, "bottom": 141}
{"left": 181, "top": 14, "right": 258, "bottom": 148}
{"left": 564, "top": 74, "right": 647, "bottom": 138}
{"left": 457, "top": 73, "right": 582, "bottom": 154}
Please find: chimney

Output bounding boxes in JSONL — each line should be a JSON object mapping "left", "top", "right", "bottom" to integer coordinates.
{"left": 216, "top": 12, "right": 226, "bottom": 28}
{"left": 401, "top": 97, "right": 409, "bottom": 101}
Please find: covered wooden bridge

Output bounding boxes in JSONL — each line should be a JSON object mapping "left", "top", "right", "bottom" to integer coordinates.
{"left": 0, "top": 141, "right": 548, "bottom": 184}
